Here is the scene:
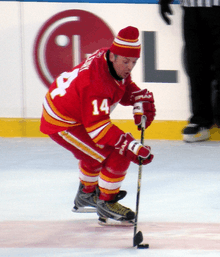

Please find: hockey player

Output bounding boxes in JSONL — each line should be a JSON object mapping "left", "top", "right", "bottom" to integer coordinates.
{"left": 40, "top": 26, "right": 156, "bottom": 224}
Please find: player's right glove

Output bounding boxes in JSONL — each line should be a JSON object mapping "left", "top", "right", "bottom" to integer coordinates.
{"left": 115, "top": 133, "right": 154, "bottom": 165}
{"left": 159, "top": 0, "right": 173, "bottom": 25}
{"left": 131, "top": 89, "right": 156, "bottom": 130}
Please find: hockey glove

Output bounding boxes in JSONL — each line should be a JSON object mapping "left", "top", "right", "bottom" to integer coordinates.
{"left": 131, "top": 89, "right": 156, "bottom": 130}
{"left": 115, "top": 133, "right": 154, "bottom": 165}
{"left": 159, "top": 0, "right": 173, "bottom": 25}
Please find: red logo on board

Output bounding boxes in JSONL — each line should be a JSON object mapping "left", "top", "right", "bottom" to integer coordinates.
{"left": 34, "top": 10, "right": 114, "bottom": 88}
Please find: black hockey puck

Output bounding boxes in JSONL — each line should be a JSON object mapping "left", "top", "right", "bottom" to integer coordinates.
{"left": 137, "top": 244, "right": 149, "bottom": 249}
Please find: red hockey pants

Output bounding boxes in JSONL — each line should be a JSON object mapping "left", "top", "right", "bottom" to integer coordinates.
{"left": 49, "top": 125, "right": 130, "bottom": 201}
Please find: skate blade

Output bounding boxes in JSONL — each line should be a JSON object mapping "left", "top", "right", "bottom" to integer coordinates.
{"left": 72, "top": 206, "right": 96, "bottom": 213}
{"left": 98, "top": 217, "right": 134, "bottom": 227}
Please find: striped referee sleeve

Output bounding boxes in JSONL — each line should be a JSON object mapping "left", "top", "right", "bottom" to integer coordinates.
{"left": 181, "top": 0, "right": 220, "bottom": 6}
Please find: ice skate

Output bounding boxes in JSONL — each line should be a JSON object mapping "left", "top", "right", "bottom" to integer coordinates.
{"left": 97, "top": 191, "right": 135, "bottom": 226}
{"left": 182, "top": 123, "right": 210, "bottom": 142}
{"left": 72, "top": 182, "right": 97, "bottom": 213}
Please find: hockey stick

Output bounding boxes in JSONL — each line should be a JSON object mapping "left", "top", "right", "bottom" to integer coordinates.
{"left": 133, "top": 115, "right": 149, "bottom": 249}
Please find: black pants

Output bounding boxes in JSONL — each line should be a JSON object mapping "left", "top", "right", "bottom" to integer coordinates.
{"left": 183, "top": 7, "right": 220, "bottom": 127}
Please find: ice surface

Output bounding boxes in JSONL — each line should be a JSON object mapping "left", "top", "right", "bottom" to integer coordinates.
{"left": 0, "top": 138, "right": 220, "bottom": 256}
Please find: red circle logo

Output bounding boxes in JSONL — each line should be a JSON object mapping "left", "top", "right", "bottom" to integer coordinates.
{"left": 34, "top": 10, "right": 114, "bottom": 88}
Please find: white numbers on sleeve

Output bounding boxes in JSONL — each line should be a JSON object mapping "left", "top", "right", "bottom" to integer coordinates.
{"left": 92, "top": 100, "right": 99, "bottom": 115}
{"left": 92, "top": 99, "right": 109, "bottom": 115}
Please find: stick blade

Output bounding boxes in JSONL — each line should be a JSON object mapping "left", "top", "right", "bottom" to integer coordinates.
{"left": 133, "top": 231, "right": 143, "bottom": 247}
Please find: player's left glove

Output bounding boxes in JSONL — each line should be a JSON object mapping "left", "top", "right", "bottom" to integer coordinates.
{"left": 131, "top": 89, "right": 156, "bottom": 130}
{"left": 115, "top": 133, "right": 154, "bottom": 165}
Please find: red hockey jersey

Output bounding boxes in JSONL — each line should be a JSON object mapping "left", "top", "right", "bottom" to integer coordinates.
{"left": 40, "top": 48, "right": 140, "bottom": 147}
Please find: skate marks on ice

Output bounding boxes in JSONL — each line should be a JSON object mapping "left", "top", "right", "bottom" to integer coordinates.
{"left": 0, "top": 219, "right": 132, "bottom": 248}
{"left": 0, "top": 220, "right": 220, "bottom": 250}
{"left": 144, "top": 222, "right": 220, "bottom": 250}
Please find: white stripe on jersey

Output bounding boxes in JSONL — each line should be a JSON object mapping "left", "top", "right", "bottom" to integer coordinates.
{"left": 182, "top": 0, "right": 220, "bottom": 6}
{"left": 205, "top": 0, "right": 211, "bottom": 6}
{"left": 191, "top": 0, "right": 196, "bottom": 6}
{"left": 182, "top": 0, "right": 189, "bottom": 6}
{"left": 43, "top": 97, "right": 76, "bottom": 124}
{"left": 197, "top": 0, "right": 203, "bottom": 6}
{"left": 88, "top": 122, "right": 110, "bottom": 140}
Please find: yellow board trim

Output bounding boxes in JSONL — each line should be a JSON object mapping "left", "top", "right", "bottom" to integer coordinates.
{"left": 0, "top": 118, "right": 220, "bottom": 141}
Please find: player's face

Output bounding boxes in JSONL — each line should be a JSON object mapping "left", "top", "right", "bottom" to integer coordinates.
{"left": 110, "top": 53, "right": 138, "bottom": 79}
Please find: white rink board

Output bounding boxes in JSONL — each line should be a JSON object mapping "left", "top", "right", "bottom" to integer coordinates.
{"left": 0, "top": 2, "right": 190, "bottom": 120}
{"left": 0, "top": 2, "right": 23, "bottom": 118}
